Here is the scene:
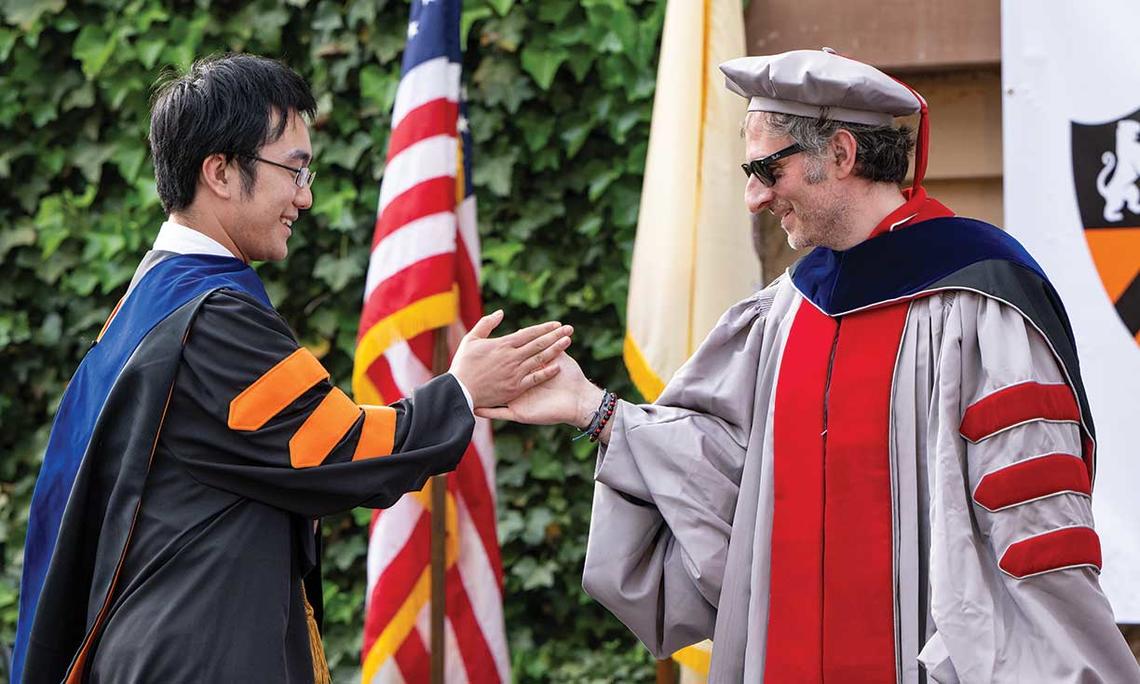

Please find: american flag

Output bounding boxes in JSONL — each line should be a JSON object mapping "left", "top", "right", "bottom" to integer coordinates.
{"left": 352, "top": 1, "right": 509, "bottom": 682}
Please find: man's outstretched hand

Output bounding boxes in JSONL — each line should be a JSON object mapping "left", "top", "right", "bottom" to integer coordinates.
{"left": 475, "top": 352, "right": 604, "bottom": 429}
{"left": 449, "top": 310, "right": 573, "bottom": 409}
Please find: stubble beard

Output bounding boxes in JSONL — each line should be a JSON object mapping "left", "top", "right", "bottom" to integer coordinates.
{"left": 785, "top": 198, "right": 851, "bottom": 251}
{"left": 786, "top": 226, "right": 810, "bottom": 250}
{"left": 786, "top": 167, "right": 851, "bottom": 251}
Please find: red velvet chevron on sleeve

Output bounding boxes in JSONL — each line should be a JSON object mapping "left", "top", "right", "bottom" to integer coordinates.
{"left": 998, "top": 526, "right": 1102, "bottom": 579}
{"left": 959, "top": 381, "right": 1080, "bottom": 443}
{"left": 972, "top": 453, "right": 1092, "bottom": 512}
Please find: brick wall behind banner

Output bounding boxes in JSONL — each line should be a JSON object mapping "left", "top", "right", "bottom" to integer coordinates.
{"left": 744, "top": 0, "right": 999, "bottom": 70}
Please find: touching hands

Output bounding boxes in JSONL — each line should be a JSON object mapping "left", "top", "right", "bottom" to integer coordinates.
{"left": 475, "top": 352, "right": 603, "bottom": 429}
{"left": 449, "top": 310, "right": 573, "bottom": 409}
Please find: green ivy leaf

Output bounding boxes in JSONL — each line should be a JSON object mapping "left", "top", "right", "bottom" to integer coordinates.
{"left": 566, "top": 53, "right": 595, "bottom": 82}
{"left": 529, "top": 447, "right": 564, "bottom": 482}
{"left": 519, "top": 46, "right": 569, "bottom": 91}
{"left": 324, "top": 131, "right": 372, "bottom": 171}
{"left": 0, "top": 225, "right": 35, "bottom": 260}
{"left": 112, "top": 146, "right": 146, "bottom": 183}
{"left": 481, "top": 240, "right": 525, "bottom": 266}
{"left": 61, "top": 81, "right": 95, "bottom": 111}
{"left": 497, "top": 508, "right": 525, "bottom": 541}
{"left": 460, "top": 6, "right": 493, "bottom": 50}
{"left": 311, "top": 0, "right": 344, "bottom": 31}
{"left": 359, "top": 64, "right": 397, "bottom": 112}
{"left": 522, "top": 507, "right": 554, "bottom": 544}
{"left": 588, "top": 166, "right": 623, "bottom": 202}
{"left": 518, "top": 113, "right": 554, "bottom": 152}
{"left": 312, "top": 253, "right": 364, "bottom": 293}
{"left": 513, "top": 270, "right": 551, "bottom": 308}
{"left": 559, "top": 121, "right": 593, "bottom": 159}
{"left": 537, "top": 0, "right": 577, "bottom": 24}
{"left": 72, "top": 25, "right": 116, "bottom": 79}
{"left": 72, "top": 141, "right": 115, "bottom": 184}
{"left": 346, "top": 0, "right": 379, "bottom": 27}
{"left": 2, "top": 0, "right": 65, "bottom": 30}
{"left": 135, "top": 37, "right": 167, "bottom": 69}
{"left": 6, "top": 171, "right": 48, "bottom": 211}
{"left": 326, "top": 531, "right": 365, "bottom": 571}
{"left": 0, "top": 28, "right": 18, "bottom": 61}
{"left": 472, "top": 150, "right": 516, "bottom": 197}
{"left": 485, "top": 0, "right": 514, "bottom": 17}
{"left": 66, "top": 269, "right": 99, "bottom": 296}
{"left": 481, "top": 11, "right": 525, "bottom": 52}
{"left": 575, "top": 215, "right": 603, "bottom": 237}
{"left": 472, "top": 56, "right": 533, "bottom": 113}
{"left": 511, "top": 556, "right": 556, "bottom": 590}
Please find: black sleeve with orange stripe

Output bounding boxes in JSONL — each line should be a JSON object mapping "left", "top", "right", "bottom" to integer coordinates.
{"left": 169, "top": 289, "right": 474, "bottom": 517}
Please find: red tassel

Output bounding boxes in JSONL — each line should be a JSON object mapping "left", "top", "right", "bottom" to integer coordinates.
{"left": 890, "top": 77, "right": 929, "bottom": 193}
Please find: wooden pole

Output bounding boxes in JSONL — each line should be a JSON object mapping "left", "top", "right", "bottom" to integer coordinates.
{"left": 430, "top": 329, "right": 450, "bottom": 684}
{"left": 656, "top": 658, "right": 678, "bottom": 684}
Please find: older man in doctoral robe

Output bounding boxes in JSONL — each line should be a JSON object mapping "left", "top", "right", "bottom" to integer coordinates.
{"left": 482, "top": 49, "right": 1140, "bottom": 683}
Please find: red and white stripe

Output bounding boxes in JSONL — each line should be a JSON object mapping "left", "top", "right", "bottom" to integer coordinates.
{"left": 358, "top": 34, "right": 507, "bottom": 684}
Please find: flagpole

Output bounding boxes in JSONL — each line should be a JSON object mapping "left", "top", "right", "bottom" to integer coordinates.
{"left": 430, "top": 329, "right": 450, "bottom": 684}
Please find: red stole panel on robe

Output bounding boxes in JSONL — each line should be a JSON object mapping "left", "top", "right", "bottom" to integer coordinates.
{"left": 765, "top": 300, "right": 910, "bottom": 683}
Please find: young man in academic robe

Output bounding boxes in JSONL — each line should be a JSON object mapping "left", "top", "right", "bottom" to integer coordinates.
{"left": 483, "top": 49, "right": 1140, "bottom": 682}
{"left": 12, "top": 53, "right": 573, "bottom": 684}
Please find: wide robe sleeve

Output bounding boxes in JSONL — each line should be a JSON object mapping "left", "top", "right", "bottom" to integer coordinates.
{"left": 922, "top": 292, "right": 1140, "bottom": 683}
{"left": 582, "top": 285, "right": 776, "bottom": 659}
{"left": 166, "top": 289, "right": 474, "bottom": 518}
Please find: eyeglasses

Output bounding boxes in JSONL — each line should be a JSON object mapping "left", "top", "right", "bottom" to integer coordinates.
{"left": 740, "top": 143, "right": 804, "bottom": 187}
{"left": 244, "top": 154, "right": 316, "bottom": 188}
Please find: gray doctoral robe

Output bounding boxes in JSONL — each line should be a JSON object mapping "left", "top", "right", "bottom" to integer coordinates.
{"left": 583, "top": 274, "right": 1140, "bottom": 683}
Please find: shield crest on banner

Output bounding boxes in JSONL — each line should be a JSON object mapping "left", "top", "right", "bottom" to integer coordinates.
{"left": 1071, "top": 109, "right": 1140, "bottom": 345}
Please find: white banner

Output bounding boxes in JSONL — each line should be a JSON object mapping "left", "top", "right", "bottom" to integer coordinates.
{"left": 1002, "top": 0, "right": 1140, "bottom": 622}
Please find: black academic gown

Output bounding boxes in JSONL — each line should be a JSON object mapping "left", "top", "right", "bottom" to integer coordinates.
{"left": 18, "top": 253, "right": 473, "bottom": 683}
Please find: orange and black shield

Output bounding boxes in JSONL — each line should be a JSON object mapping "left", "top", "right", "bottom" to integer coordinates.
{"left": 1071, "top": 110, "right": 1140, "bottom": 345}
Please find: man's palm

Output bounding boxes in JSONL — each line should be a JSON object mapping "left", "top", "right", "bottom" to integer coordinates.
{"left": 476, "top": 353, "right": 591, "bottom": 426}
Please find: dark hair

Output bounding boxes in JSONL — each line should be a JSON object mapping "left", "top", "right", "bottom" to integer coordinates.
{"left": 148, "top": 53, "right": 317, "bottom": 213}
{"left": 752, "top": 111, "right": 915, "bottom": 184}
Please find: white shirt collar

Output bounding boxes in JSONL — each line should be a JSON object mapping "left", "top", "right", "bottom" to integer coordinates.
{"left": 153, "top": 220, "right": 237, "bottom": 258}
{"left": 887, "top": 213, "right": 919, "bottom": 233}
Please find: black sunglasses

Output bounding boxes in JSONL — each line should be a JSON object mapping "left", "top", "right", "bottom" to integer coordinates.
{"left": 741, "top": 143, "right": 804, "bottom": 187}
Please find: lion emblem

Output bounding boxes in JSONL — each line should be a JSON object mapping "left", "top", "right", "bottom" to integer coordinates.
{"left": 1096, "top": 119, "right": 1140, "bottom": 223}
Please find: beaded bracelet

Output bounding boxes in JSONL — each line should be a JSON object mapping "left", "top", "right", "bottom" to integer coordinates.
{"left": 573, "top": 390, "right": 617, "bottom": 442}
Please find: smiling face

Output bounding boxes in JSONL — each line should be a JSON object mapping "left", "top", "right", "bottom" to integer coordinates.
{"left": 225, "top": 110, "right": 313, "bottom": 262}
{"left": 743, "top": 116, "right": 849, "bottom": 251}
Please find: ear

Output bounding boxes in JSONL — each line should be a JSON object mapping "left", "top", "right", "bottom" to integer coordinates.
{"left": 199, "top": 153, "right": 235, "bottom": 200}
{"left": 830, "top": 129, "right": 858, "bottom": 180}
